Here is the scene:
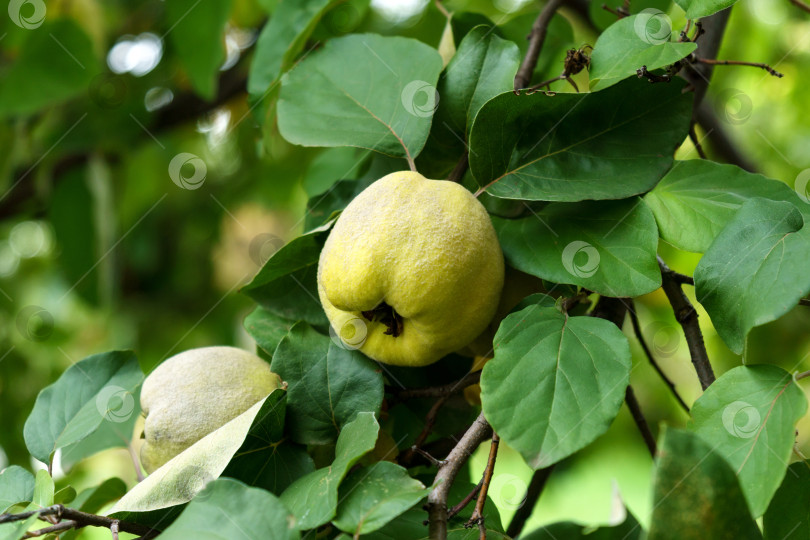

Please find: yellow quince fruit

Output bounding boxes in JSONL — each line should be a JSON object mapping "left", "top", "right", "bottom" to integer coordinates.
{"left": 317, "top": 171, "right": 505, "bottom": 366}
{"left": 140, "top": 346, "right": 282, "bottom": 473}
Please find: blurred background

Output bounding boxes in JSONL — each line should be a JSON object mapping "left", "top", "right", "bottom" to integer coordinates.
{"left": 1, "top": 0, "right": 809, "bottom": 536}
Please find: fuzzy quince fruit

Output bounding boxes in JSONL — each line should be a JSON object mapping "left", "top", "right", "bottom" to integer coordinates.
{"left": 317, "top": 171, "right": 504, "bottom": 366}
{"left": 140, "top": 346, "right": 282, "bottom": 473}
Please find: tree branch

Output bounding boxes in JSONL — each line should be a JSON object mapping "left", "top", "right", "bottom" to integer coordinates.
{"left": 427, "top": 412, "right": 493, "bottom": 539}
{"left": 658, "top": 256, "right": 716, "bottom": 390}
{"left": 790, "top": 0, "right": 810, "bottom": 13}
{"left": 624, "top": 385, "right": 657, "bottom": 457}
{"left": 0, "top": 505, "right": 156, "bottom": 538}
{"left": 681, "top": 8, "right": 733, "bottom": 108}
{"left": 514, "top": 0, "right": 566, "bottom": 90}
{"left": 694, "top": 101, "right": 758, "bottom": 173}
{"left": 400, "top": 396, "right": 450, "bottom": 465}
{"left": 466, "top": 433, "right": 500, "bottom": 535}
{"left": 394, "top": 371, "right": 481, "bottom": 400}
{"left": 505, "top": 466, "right": 554, "bottom": 537}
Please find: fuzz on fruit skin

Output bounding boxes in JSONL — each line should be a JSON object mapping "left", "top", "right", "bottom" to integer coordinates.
{"left": 318, "top": 171, "right": 505, "bottom": 367}
{"left": 140, "top": 346, "right": 282, "bottom": 473}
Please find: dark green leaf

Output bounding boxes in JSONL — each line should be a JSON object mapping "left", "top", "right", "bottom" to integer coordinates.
{"left": 493, "top": 198, "right": 660, "bottom": 297}
{"left": 690, "top": 365, "right": 807, "bottom": 517}
{"left": 70, "top": 478, "right": 128, "bottom": 514}
{"left": 333, "top": 461, "right": 428, "bottom": 534}
{"left": 23, "top": 351, "right": 143, "bottom": 464}
{"left": 481, "top": 305, "right": 631, "bottom": 468}
{"left": 694, "top": 198, "right": 810, "bottom": 353}
{"left": 675, "top": 0, "right": 737, "bottom": 19}
{"left": 648, "top": 427, "right": 761, "bottom": 540}
{"left": 590, "top": 14, "right": 696, "bottom": 90}
{"left": 469, "top": 78, "right": 692, "bottom": 201}
{"left": 241, "top": 222, "right": 332, "bottom": 326}
{"left": 521, "top": 514, "right": 642, "bottom": 539}
{"left": 165, "top": 0, "right": 231, "bottom": 100}
{"left": 763, "top": 461, "right": 810, "bottom": 540}
{"left": 644, "top": 160, "right": 805, "bottom": 253}
{"left": 0, "top": 467, "right": 35, "bottom": 513}
{"left": 277, "top": 34, "right": 443, "bottom": 162}
{"left": 271, "top": 322, "right": 383, "bottom": 445}
{"left": 157, "top": 478, "right": 298, "bottom": 540}
{"left": 303, "top": 147, "right": 371, "bottom": 197}
{"left": 244, "top": 306, "right": 297, "bottom": 357}
{"left": 280, "top": 412, "right": 379, "bottom": 530}
{"left": 361, "top": 505, "right": 428, "bottom": 539}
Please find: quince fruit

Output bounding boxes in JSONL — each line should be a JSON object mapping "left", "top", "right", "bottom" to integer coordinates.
{"left": 317, "top": 171, "right": 504, "bottom": 366}
{"left": 140, "top": 346, "right": 282, "bottom": 473}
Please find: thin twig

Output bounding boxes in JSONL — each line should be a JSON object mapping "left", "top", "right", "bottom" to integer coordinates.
{"left": 790, "top": 0, "right": 810, "bottom": 13}
{"left": 395, "top": 371, "right": 481, "bottom": 400}
{"left": 514, "top": 0, "right": 566, "bottom": 90}
{"left": 658, "top": 256, "right": 716, "bottom": 390}
{"left": 625, "top": 386, "right": 657, "bottom": 457}
{"left": 400, "top": 396, "right": 450, "bottom": 465}
{"left": 627, "top": 301, "right": 690, "bottom": 413}
{"left": 427, "top": 413, "right": 493, "bottom": 539}
{"left": 681, "top": 8, "right": 732, "bottom": 108}
{"left": 689, "top": 124, "right": 708, "bottom": 159}
{"left": 505, "top": 466, "right": 554, "bottom": 537}
{"left": 111, "top": 520, "right": 120, "bottom": 540}
{"left": 796, "top": 370, "right": 810, "bottom": 380}
{"left": 466, "top": 434, "right": 500, "bottom": 536}
{"left": 695, "top": 57, "right": 783, "bottom": 78}
{"left": 447, "top": 479, "right": 483, "bottom": 519}
{"left": 0, "top": 506, "right": 155, "bottom": 538}
{"left": 447, "top": 152, "right": 469, "bottom": 184}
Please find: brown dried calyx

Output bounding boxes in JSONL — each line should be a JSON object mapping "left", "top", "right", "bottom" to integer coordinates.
{"left": 362, "top": 302, "right": 404, "bottom": 337}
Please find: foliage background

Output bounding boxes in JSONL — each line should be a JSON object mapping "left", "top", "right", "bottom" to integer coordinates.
{"left": 1, "top": 0, "right": 810, "bottom": 536}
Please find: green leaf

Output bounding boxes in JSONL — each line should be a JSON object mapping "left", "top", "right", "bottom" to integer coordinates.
{"left": 648, "top": 427, "right": 761, "bottom": 540}
{"left": 493, "top": 198, "right": 660, "bottom": 297}
{"left": 469, "top": 78, "right": 692, "bottom": 201}
{"left": 763, "top": 462, "right": 810, "bottom": 540}
{"left": 333, "top": 461, "right": 429, "bottom": 534}
{"left": 244, "top": 306, "right": 297, "bottom": 357}
{"left": 31, "top": 470, "right": 53, "bottom": 509}
{"left": 689, "top": 365, "right": 807, "bottom": 517}
{"left": 157, "top": 478, "right": 298, "bottom": 540}
{"left": 644, "top": 160, "right": 805, "bottom": 253}
{"left": 23, "top": 351, "right": 143, "bottom": 464}
{"left": 241, "top": 222, "right": 332, "bottom": 326}
{"left": 70, "top": 478, "right": 128, "bottom": 514}
{"left": 165, "top": 0, "right": 231, "bottom": 100}
{"left": 521, "top": 515, "right": 642, "bottom": 539}
{"left": 0, "top": 511, "right": 39, "bottom": 540}
{"left": 481, "top": 305, "right": 631, "bottom": 468}
{"left": 675, "top": 0, "right": 737, "bottom": 19}
{"left": 444, "top": 530, "right": 510, "bottom": 540}
{"left": 271, "top": 322, "right": 384, "bottom": 445}
{"left": 54, "top": 486, "right": 76, "bottom": 505}
{"left": 0, "top": 20, "right": 99, "bottom": 117}
{"left": 360, "top": 505, "right": 428, "bottom": 539}
{"left": 280, "top": 411, "right": 379, "bottom": 530}
{"left": 303, "top": 147, "right": 371, "bottom": 197}
{"left": 694, "top": 198, "right": 810, "bottom": 354}
{"left": 110, "top": 390, "right": 287, "bottom": 513}
{"left": 589, "top": 14, "right": 696, "bottom": 90}
{"left": 248, "top": 0, "right": 338, "bottom": 97}
{"left": 277, "top": 33, "right": 443, "bottom": 162}
{"left": 0, "top": 467, "right": 35, "bottom": 513}
{"left": 417, "top": 25, "right": 520, "bottom": 176}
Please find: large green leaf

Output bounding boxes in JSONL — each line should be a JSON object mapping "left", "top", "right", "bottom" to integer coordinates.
{"left": 644, "top": 160, "right": 805, "bottom": 253}
{"left": 763, "top": 462, "right": 810, "bottom": 540}
{"left": 648, "top": 428, "right": 761, "bottom": 540}
{"left": 110, "top": 390, "right": 287, "bottom": 513}
{"left": 0, "top": 20, "right": 99, "bottom": 117}
{"left": 589, "top": 14, "right": 696, "bottom": 90}
{"left": 32, "top": 470, "right": 53, "bottom": 509}
{"left": 165, "top": 0, "right": 231, "bottom": 100}
{"left": 689, "top": 365, "right": 807, "bottom": 517}
{"left": 157, "top": 478, "right": 298, "bottom": 540}
{"left": 23, "top": 351, "right": 143, "bottom": 464}
{"left": 493, "top": 198, "right": 660, "bottom": 297}
{"left": 271, "top": 322, "right": 384, "bottom": 445}
{"left": 243, "top": 306, "right": 297, "bottom": 357}
{"left": 280, "top": 412, "right": 379, "bottom": 530}
{"left": 241, "top": 222, "right": 332, "bottom": 326}
{"left": 469, "top": 78, "right": 692, "bottom": 201}
{"left": 675, "top": 0, "right": 737, "bottom": 19}
{"left": 277, "top": 33, "right": 443, "bottom": 162}
{"left": 481, "top": 305, "right": 631, "bottom": 469}
{"left": 333, "top": 461, "right": 429, "bottom": 534}
{"left": 0, "top": 467, "right": 35, "bottom": 513}
{"left": 522, "top": 515, "right": 642, "bottom": 539}
{"left": 694, "top": 198, "right": 810, "bottom": 354}
{"left": 248, "top": 0, "right": 338, "bottom": 97}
